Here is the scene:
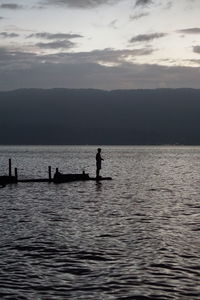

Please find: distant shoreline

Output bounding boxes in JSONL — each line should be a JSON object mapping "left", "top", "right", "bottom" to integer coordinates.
{"left": 1, "top": 144, "right": 200, "bottom": 147}
{"left": 1, "top": 88, "right": 200, "bottom": 145}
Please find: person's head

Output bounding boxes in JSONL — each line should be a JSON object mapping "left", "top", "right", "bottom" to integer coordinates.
{"left": 97, "top": 148, "right": 101, "bottom": 153}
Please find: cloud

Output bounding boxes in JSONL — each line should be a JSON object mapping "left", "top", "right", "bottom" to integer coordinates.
{"left": 0, "top": 47, "right": 38, "bottom": 72}
{"left": 45, "top": 47, "right": 154, "bottom": 65}
{"left": 0, "top": 32, "right": 19, "bottom": 38}
{"left": 27, "top": 32, "right": 82, "bottom": 40}
{"left": 193, "top": 46, "right": 200, "bottom": 54}
{"left": 36, "top": 40, "right": 76, "bottom": 49}
{"left": 0, "top": 3, "right": 23, "bottom": 9}
{"left": 178, "top": 28, "right": 200, "bottom": 34}
{"left": 187, "top": 59, "right": 200, "bottom": 65}
{"left": 2, "top": 25, "right": 34, "bottom": 33}
{"left": 134, "top": 0, "right": 173, "bottom": 10}
{"left": 130, "top": 32, "right": 167, "bottom": 43}
{"left": 135, "top": 0, "right": 152, "bottom": 6}
{"left": 0, "top": 47, "right": 154, "bottom": 72}
{"left": 1, "top": 57, "right": 200, "bottom": 91}
{"left": 1, "top": 46, "right": 200, "bottom": 90}
{"left": 109, "top": 19, "right": 118, "bottom": 29}
{"left": 27, "top": 32, "right": 83, "bottom": 50}
{"left": 164, "top": 1, "right": 173, "bottom": 10}
{"left": 130, "top": 12, "right": 149, "bottom": 21}
{"left": 43, "top": 0, "right": 119, "bottom": 9}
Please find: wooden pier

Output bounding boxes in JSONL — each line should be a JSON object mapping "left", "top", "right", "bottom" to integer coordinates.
{"left": 0, "top": 159, "right": 112, "bottom": 187}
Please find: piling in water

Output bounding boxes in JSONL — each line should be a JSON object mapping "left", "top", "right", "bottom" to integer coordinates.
{"left": 48, "top": 166, "right": 52, "bottom": 181}
{"left": 9, "top": 159, "right": 12, "bottom": 177}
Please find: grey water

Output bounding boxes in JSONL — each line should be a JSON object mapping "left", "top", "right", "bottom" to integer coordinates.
{"left": 0, "top": 146, "right": 200, "bottom": 300}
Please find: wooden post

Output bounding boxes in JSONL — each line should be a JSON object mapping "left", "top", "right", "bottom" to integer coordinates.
{"left": 15, "top": 168, "right": 18, "bottom": 182}
{"left": 9, "top": 159, "right": 12, "bottom": 177}
{"left": 48, "top": 166, "right": 52, "bottom": 181}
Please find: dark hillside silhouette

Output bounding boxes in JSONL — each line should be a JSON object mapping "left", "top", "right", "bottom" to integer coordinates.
{"left": 1, "top": 88, "right": 200, "bottom": 145}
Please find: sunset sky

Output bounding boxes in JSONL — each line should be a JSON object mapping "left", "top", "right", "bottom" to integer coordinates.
{"left": 0, "top": 0, "right": 200, "bottom": 90}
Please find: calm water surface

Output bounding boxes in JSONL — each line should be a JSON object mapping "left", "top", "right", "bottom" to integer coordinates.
{"left": 0, "top": 146, "right": 200, "bottom": 300}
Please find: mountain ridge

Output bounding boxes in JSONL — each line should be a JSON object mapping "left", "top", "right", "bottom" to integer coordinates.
{"left": 1, "top": 88, "right": 200, "bottom": 145}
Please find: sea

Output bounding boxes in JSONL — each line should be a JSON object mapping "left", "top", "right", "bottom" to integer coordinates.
{"left": 0, "top": 145, "right": 200, "bottom": 300}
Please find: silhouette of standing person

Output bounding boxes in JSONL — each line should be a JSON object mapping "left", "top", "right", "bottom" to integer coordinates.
{"left": 96, "top": 148, "right": 104, "bottom": 179}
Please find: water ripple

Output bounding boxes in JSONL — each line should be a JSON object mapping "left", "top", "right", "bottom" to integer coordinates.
{"left": 0, "top": 146, "right": 200, "bottom": 299}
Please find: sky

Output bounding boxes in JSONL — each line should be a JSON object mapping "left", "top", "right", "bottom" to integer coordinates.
{"left": 0, "top": 0, "right": 200, "bottom": 90}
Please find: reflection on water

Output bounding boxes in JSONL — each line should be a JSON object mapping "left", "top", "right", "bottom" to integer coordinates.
{"left": 0, "top": 146, "right": 200, "bottom": 299}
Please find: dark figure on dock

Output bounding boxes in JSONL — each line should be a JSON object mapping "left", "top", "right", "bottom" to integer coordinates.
{"left": 54, "top": 168, "right": 62, "bottom": 180}
{"left": 96, "top": 148, "right": 104, "bottom": 179}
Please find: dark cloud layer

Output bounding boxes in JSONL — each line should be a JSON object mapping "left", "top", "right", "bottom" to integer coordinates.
{"left": 193, "top": 46, "right": 200, "bottom": 54}
{"left": 178, "top": 28, "right": 200, "bottom": 34}
{"left": 43, "top": 0, "right": 118, "bottom": 8}
{"left": 0, "top": 32, "right": 19, "bottom": 38}
{"left": 130, "top": 32, "right": 167, "bottom": 43}
{"left": 130, "top": 12, "right": 149, "bottom": 21}
{"left": 43, "top": 0, "right": 154, "bottom": 8}
{"left": 0, "top": 47, "right": 154, "bottom": 70}
{"left": 28, "top": 32, "right": 82, "bottom": 40}
{"left": 135, "top": 0, "right": 152, "bottom": 6}
{"left": 26, "top": 31, "right": 83, "bottom": 50}
{"left": 187, "top": 59, "right": 200, "bottom": 65}
{"left": 1, "top": 60, "right": 200, "bottom": 91}
{"left": 43, "top": 47, "right": 154, "bottom": 65}
{"left": 0, "top": 47, "right": 200, "bottom": 90}
{"left": 0, "top": 3, "right": 23, "bottom": 9}
{"left": 36, "top": 40, "right": 75, "bottom": 49}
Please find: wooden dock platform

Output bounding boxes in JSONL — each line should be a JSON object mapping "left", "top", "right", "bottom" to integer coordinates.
{"left": 0, "top": 159, "right": 112, "bottom": 186}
